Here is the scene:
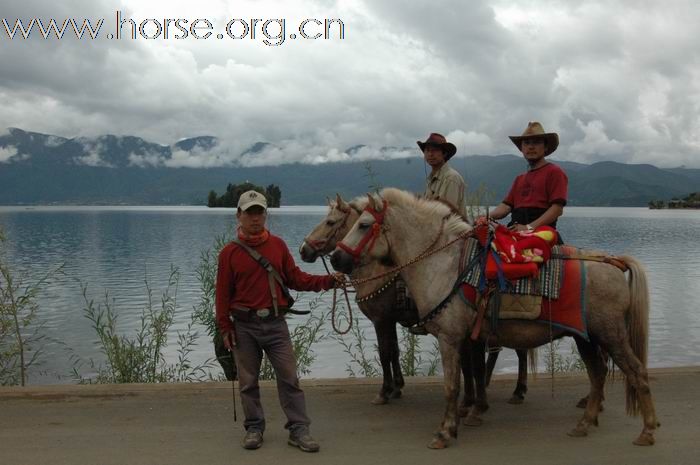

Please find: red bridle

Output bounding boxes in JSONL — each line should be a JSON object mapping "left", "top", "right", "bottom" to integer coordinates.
{"left": 337, "top": 200, "right": 388, "bottom": 262}
{"left": 304, "top": 203, "right": 354, "bottom": 253}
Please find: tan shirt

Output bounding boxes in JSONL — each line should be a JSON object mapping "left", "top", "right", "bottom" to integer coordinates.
{"left": 424, "top": 163, "right": 466, "bottom": 218}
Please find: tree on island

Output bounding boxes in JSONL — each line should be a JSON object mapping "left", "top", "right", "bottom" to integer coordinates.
{"left": 648, "top": 192, "right": 700, "bottom": 209}
{"left": 207, "top": 182, "right": 282, "bottom": 208}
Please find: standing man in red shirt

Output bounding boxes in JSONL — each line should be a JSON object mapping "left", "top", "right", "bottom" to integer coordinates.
{"left": 216, "top": 190, "right": 340, "bottom": 452}
{"left": 489, "top": 122, "right": 568, "bottom": 236}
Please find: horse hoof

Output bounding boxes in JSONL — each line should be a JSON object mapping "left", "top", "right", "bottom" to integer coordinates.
{"left": 458, "top": 406, "right": 470, "bottom": 417}
{"left": 371, "top": 395, "right": 389, "bottom": 405}
{"left": 567, "top": 426, "right": 588, "bottom": 438}
{"left": 576, "top": 397, "right": 587, "bottom": 408}
{"left": 390, "top": 389, "right": 402, "bottom": 399}
{"left": 427, "top": 434, "right": 449, "bottom": 449}
{"left": 633, "top": 432, "right": 655, "bottom": 446}
{"left": 463, "top": 415, "right": 483, "bottom": 427}
{"left": 508, "top": 395, "right": 524, "bottom": 405}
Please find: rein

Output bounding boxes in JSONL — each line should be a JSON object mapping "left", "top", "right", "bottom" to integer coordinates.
{"left": 307, "top": 201, "right": 397, "bottom": 335}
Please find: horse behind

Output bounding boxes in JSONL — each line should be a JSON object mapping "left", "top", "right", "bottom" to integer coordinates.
{"left": 330, "top": 188, "right": 658, "bottom": 448}
{"left": 300, "top": 194, "right": 530, "bottom": 410}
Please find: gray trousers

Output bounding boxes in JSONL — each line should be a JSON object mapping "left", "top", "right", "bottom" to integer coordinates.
{"left": 233, "top": 316, "right": 310, "bottom": 433}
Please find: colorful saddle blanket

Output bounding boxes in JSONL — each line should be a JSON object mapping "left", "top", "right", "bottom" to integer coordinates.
{"left": 459, "top": 243, "right": 589, "bottom": 338}
{"left": 461, "top": 238, "right": 565, "bottom": 299}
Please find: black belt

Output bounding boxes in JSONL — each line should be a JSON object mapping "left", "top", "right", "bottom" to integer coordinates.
{"left": 231, "top": 306, "right": 310, "bottom": 322}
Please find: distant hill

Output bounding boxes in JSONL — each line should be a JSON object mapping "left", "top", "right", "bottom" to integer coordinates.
{"left": 0, "top": 127, "right": 697, "bottom": 206}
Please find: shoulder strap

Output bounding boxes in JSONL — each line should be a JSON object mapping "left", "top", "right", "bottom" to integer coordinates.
{"left": 232, "top": 239, "right": 295, "bottom": 316}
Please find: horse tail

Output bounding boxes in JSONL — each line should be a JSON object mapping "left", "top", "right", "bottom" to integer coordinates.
{"left": 619, "top": 255, "right": 650, "bottom": 415}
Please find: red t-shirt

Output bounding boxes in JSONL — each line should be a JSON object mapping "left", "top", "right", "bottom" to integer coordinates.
{"left": 503, "top": 162, "right": 568, "bottom": 209}
{"left": 215, "top": 234, "right": 335, "bottom": 333}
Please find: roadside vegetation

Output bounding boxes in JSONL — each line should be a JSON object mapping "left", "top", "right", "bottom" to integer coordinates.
{"left": 0, "top": 227, "right": 63, "bottom": 386}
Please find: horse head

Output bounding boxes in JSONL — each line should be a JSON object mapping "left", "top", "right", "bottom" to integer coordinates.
{"left": 330, "top": 191, "right": 392, "bottom": 274}
{"left": 299, "top": 193, "right": 365, "bottom": 262}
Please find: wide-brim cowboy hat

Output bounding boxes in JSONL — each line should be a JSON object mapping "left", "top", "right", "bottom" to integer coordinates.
{"left": 509, "top": 122, "right": 559, "bottom": 156}
{"left": 417, "top": 133, "right": 457, "bottom": 161}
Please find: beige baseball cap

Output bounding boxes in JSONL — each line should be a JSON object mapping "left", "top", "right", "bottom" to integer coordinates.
{"left": 237, "top": 190, "right": 267, "bottom": 211}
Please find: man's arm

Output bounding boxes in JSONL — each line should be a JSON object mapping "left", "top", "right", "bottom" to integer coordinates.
{"left": 489, "top": 202, "right": 512, "bottom": 220}
{"left": 281, "top": 241, "right": 336, "bottom": 291}
{"left": 529, "top": 203, "right": 563, "bottom": 229}
{"left": 215, "top": 247, "right": 236, "bottom": 349}
{"left": 439, "top": 177, "right": 466, "bottom": 217}
{"left": 511, "top": 203, "right": 564, "bottom": 232}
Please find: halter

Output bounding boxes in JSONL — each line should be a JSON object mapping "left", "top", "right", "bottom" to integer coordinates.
{"left": 303, "top": 202, "right": 357, "bottom": 253}
{"left": 337, "top": 200, "right": 388, "bottom": 262}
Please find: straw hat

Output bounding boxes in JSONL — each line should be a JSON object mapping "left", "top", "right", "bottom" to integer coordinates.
{"left": 509, "top": 122, "right": 559, "bottom": 156}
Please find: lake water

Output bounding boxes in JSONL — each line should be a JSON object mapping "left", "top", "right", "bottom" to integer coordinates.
{"left": 1, "top": 206, "right": 699, "bottom": 384}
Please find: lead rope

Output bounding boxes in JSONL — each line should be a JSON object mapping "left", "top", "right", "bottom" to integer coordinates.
{"left": 548, "top": 297, "right": 555, "bottom": 398}
{"left": 321, "top": 255, "right": 354, "bottom": 335}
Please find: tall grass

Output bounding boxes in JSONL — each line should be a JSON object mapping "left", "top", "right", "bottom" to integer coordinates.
{"left": 0, "top": 227, "right": 62, "bottom": 386}
{"left": 72, "top": 266, "right": 214, "bottom": 383}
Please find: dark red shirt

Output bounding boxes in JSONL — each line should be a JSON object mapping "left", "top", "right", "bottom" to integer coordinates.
{"left": 503, "top": 162, "right": 568, "bottom": 209}
{"left": 215, "top": 234, "right": 335, "bottom": 333}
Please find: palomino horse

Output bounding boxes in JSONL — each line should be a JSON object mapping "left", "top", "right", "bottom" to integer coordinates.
{"left": 330, "top": 188, "right": 658, "bottom": 448}
{"left": 300, "top": 194, "right": 416, "bottom": 404}
{"left": 300, "top": 194, "right": 531, "bottom": 409}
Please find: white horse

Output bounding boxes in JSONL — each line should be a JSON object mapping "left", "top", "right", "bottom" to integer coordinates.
{"left": 330, "top": 188, "right": 658, "bottom": 449}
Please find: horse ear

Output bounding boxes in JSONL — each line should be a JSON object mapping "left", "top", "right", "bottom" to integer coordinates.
{"left": 336, "top": 193, "right": 348, "bottom": 210}
{"left": 371, "top": 192, "right": 384, "bottom": 211}
{"left": 367, "top": 193, "right": 377, "bottom": 211}
{"left": 326, "top": 196, "right": 332, "bottom": 206}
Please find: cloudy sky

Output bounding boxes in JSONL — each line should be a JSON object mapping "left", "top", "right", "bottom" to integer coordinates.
{"left": 1, "top": 0, "right": 699, "bottom": 168}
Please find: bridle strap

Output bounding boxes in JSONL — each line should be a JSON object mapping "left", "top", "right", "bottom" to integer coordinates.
{"left": 337, "top": 200, "right": 388, "bottom": 261}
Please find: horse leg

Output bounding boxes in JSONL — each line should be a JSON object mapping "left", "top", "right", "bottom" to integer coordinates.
{"left": 389, "top": 321, "right": 404, "bottom": 398}
{"left": 484, "top": 346, "right": 500, "bottom": 387}
{"left": 464, "top": 339, "right": 489, "bottom": 427}
{"left": 508, "top": 348, "right": 529, "bottom": 404}
{"left": 458, "top": 339, "right": 476, "bottom": 417}
{"left": 568, "top": 337, "right": 607, "bottom": 438}
{"left": 577, "top": 349, "right": 607, "bottom": 410}
{"left": 427, "top": 335, "right": 461, "bottom": 449}
{"left": 371, "top": 320, "right": 395, "bottom": 405}
{"left": 606, "top": 343, "right": 658, "bottom": 446}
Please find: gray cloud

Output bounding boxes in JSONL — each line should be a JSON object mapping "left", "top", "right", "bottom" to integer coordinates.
{"left": 1, "top": 0, "right": 699, "bottom": 167}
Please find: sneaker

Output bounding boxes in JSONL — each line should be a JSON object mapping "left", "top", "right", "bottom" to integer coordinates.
{"left": 288, "top": 428, "right": 320, "bottom": 452}
{"left": 408, "top": 324, "right": 428, "bottom": 336}
{"left": 242, "top": 430, "right": 263, "bottom": 450}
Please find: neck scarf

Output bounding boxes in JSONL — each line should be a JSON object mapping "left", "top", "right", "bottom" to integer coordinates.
{"left": 238, "top": 227, "right": 270, "bottom": 247}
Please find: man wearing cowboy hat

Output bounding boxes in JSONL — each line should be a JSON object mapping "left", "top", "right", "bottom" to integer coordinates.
{"left": 410, "top": 133, "right": 466, "bottom": 336}
{"left": 419, "top": 132, "right": 467, "bottom": 218}
{"left": 489, "top": 122, "right": 568, "bottom": 233}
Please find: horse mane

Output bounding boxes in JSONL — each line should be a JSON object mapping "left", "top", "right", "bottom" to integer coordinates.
{"left": 379, "top": 188, "right": 471, "bottom": 236}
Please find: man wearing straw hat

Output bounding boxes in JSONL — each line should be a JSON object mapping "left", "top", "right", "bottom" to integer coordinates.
{"left": 489, "top": 122, "right": 568, "bottom": 234}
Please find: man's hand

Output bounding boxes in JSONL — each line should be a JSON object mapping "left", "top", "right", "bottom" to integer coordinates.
{"left": 508, "top": 223, "right": 531, "bottom": 233}
{"left": 223, "top": 329, "right": 237, "bottom": 351}
{"left": 332, "top": 272, "right": 347, "bottom": 288}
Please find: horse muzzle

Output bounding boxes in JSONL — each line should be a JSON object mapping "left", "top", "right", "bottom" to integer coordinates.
{"left": 330, "top": 248, "right": 355, "bottom": 274}
{"left": 299, "top": 241, "right": 320, "bottom": 263}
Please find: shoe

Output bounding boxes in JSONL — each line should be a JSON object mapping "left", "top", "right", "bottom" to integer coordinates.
{"left": 408, "top": 324, "right": 428, "bottom": 336}
{"left": 288, "top": 428, "right": 320, "bottom": 452}
{"left": 242, "top": 430, "right": 263, "bottom": 450}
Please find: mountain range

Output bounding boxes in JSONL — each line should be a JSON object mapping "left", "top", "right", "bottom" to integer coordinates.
{"left": 1, "top": 128, "right": 698, "bottom": 206}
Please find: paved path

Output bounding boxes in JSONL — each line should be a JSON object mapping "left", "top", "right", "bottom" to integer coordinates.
{"left": 1, "top": 367, "right": 698, "bottom": 465}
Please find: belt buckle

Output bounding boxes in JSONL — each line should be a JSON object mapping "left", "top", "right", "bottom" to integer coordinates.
{"left": 256, "top": 308, "right": 271, "bottom": 318}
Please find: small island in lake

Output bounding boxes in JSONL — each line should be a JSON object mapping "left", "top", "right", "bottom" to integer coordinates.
{"left": 207, "top": 182, "right": 282, "bottom": 208}
{"left": 648, "top": 192, "right": 700, "bottom": 209}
